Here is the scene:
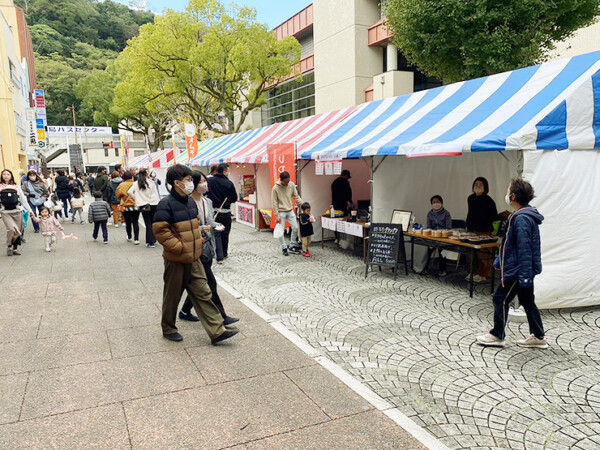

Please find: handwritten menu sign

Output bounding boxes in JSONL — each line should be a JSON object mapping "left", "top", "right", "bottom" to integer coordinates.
{"left": 365, "top": 223, "right": 403, "bottom": 279}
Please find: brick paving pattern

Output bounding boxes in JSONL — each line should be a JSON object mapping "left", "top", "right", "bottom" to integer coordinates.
{"left": 215, "top": 223, "right": 600, "bottom": 450}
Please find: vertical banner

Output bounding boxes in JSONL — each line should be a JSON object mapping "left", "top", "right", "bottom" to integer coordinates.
{"left": 34, "top": 90, "right": 47, "bottom": 150}
{"left": 26, "top": 108, "right": 38, "bottom": 152}
{"left": 267, "top": 143, "right": 296, "bottom": 229}
{"left": 120, "top": 135, "right": 129, "bottom": 165}
{"left": 184, "top": 123, "right": 199, "bottom": 163}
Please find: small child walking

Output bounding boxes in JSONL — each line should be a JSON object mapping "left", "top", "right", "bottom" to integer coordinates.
{"left": 32, "top": 207, "right": 64, "bottom": 252}
{"left": 71, "top": 187, "right": 85, "bottom": 224}
{"left": 88, "top": 191, "right": 112, "bottom": 244}
{"left": 299, "top": 202, "right": 315, "bottom": 257}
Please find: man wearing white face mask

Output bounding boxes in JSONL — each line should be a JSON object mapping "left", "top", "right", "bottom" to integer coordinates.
{"left": 153, "top": 164, "right": 238, "bottom": 345}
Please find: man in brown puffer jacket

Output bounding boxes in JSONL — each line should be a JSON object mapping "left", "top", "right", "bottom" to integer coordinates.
{"left": 153, "top": 164, "right": 238, "bottom": 345}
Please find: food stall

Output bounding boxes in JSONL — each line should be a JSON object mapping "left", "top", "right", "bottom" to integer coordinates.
{"left": 300, "top": 50, "right": 600, "bottom": 309}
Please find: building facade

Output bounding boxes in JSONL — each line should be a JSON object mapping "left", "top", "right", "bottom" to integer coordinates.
{"left": 242, "top": 1, "right": 600, "bottom": 131}
{"left": 0, "top": 0, "right": 36, "bottom": 176}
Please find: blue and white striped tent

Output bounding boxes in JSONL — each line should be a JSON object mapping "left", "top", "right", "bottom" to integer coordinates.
{"left": 301, "top": 51, "right": 600, "bottom": 160}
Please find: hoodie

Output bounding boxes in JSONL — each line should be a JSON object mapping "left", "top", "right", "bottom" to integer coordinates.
{"left": 494, "top": 206, "right": 544, "bottom": 287}
{"left": 271, "top": 180, "right": 303, "bottom": 216}
{"left": 108, "top": 177, "right": 123, "bottom": 204}
{"left": 427, "top": 207, "right": 452, "bottom": 230}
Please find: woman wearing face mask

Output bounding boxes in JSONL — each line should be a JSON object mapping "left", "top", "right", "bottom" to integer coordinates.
{"left": 426, "top": 195, "right": 452, "bottom": 276}
{"left": 466, "top": 177, "right": 498, "bottom": 282}
{"left": 128, "top": 169, "right": 160, "bottom": 248}
{"left": 178, "top": 170, "right": 239, "bottom": 326}
{"left": 25, "top": 171, "right": 49, "bottom": 233}
{"left": 477, "top": 178, "right": 546, "bottom": 348}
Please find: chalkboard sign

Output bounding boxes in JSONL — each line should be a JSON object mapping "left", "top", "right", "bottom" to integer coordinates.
{"left": 365, "top": 223, "right": 408, "bottom": 279}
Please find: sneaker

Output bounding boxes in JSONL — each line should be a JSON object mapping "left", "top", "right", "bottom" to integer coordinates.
{"left": 127, "top": 238, "right": 132, "bottom": 242}
{"left": 134, "top": 240, "right": 140, "bottom": 245}
{"left": 211, "top": 329, "right": 239, "bottom": 345}
{"left": 517, "top": 335, "right": 548, "bottom": 349}
{"left": 34, "top": 229, "right": 40, "bottom": 233}
{"left": 80, "top": 221, "right": 84, "bottom": 224}
{"left": 178, "top": 311, "right": 200, "bottom": 322}
{"left": 6, "top": 248, "right": 12, "bottom": 256}
{"left": 92, "top": 236, "right": 97, "bottom": 240}
{"left": 288, "top": 246, "right": 301, "bottom": 254}
{"left": 12, "top": 250, "right": 21, "bottom": 256}
{"left": 224, "top": 316, "right": 240, "bottom": 326}
{"left": 146, "top": 243, "right": 156, "bottom": 248}
{"left": 163, "top": 332, "right": 183, "bottom": 342}
{"left": 103, "top": 241, "right": 108, "bottom": 245}
{"left": 476, "top": 333, "right": 505, "bottom": 347}
{"left": 217, "top": 260, "right": 224, "bottom": 264}
{"left": 45, "top": 248, "right": 51, "bottom": 252}
{"left": 114, "top": 224, "right": 119, "bottom": 228}
{"left": 303, "top": 252, "right": 311, "bottom": 257}
{"left": 282, "top": 248, "right": 289, "bottom": 256}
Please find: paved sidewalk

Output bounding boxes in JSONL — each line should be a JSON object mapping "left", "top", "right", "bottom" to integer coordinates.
{"left": 0, "top": 220, "right": 423, "bottom": 449}
{"left": 214, "top": 223, "right": 600, "bottom": 450}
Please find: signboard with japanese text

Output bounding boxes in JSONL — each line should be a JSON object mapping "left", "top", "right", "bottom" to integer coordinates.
{"left": 184, "top": 123, "right": 199, "bottom": 161}
{"left": 267, "top": 143, "right": 296, "bottom": 229}
{"left": 47, "top": 126, "right": 113, "bottom": 136}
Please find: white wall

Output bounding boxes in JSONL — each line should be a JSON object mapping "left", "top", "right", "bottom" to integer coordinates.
{"left": 523, "top": 150, "right": 600, "bottom": 309}
{"left": 372, "top": 152, "right": 517, "bottom": 226}
{"left": 550, "top": 22, "right": 600, "bottom": 61}
{"left": 298, "top": 158, "right": 372, "bottom": 240}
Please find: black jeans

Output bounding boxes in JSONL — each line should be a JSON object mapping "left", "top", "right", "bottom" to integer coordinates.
{"left": 214, "top": 212, "right": 232, "bottom": 261}
{"left": 182, "top": 258, "right": 226, "bottom": 319}
{"left": 28, "top": 202, "right": 43, "bottom": 232}
{"left": 141, "top": 206, "right": 157, "bottom": 245}
{"left": 490, "top": 280, "right": 544, "bottom": 340}
{"left": 123, "top": 210, "right": 140, "bottom": 240}
{"left": 93, "top": 220, "right": 108, "bottom": 242}
{"left": 58, "top": 195, "right": 71, "bottom": 219}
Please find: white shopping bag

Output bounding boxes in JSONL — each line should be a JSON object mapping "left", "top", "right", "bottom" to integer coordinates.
{"left": 273, "top": 223, "right": 284, "bottom": 239}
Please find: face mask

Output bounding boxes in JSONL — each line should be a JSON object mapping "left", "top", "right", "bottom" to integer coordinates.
{"left": 505, "top": 193, "right": 512, "bottom": 206}
{"left": 432, "top": 203, "right": 442, "bottom": 211}
{"left": 197, "top": 182, "right": 208, "bottom": 194}
{"left": 29, "top": 176, "right": 36, "bottom": 181}
{"left": 179, "top": 180, "right": 194, "bottom": 195}
{"left": 474, "top": 187, "right": 484, "bottom": 195}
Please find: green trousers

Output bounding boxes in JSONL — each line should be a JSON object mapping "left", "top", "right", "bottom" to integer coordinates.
{"left": 161, "top": 258, "right": 226, "bottom": 339}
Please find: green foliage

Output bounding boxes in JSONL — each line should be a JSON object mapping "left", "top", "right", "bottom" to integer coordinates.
{"left": 22, "top": 0, "right": 153, "bottom": 124}
{"left": 117, "top": 0, "right": 302, "bottom": 133}
{"left": 384, "top": 0, "right": 600, "bottom": 83}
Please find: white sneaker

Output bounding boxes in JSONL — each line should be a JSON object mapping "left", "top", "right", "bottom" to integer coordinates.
{"left": 476, "top": 333, "right": 505, "bottom": 347}
{"left": 127, "top": 238, "right": 132, "bottom": 242}
{"left": 517, "top": 335, "right": 548, "bottom": 349}
{"left": 134, "top": 240, "right": 140, "bottom": 245}
{"left": 114, "top": 224, "right": 119, "bottom": 228}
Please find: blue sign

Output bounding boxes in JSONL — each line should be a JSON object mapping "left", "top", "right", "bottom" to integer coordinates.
{"left": 34, "top": 89, "right": 44, "bottom": 97}
{"left": 36, "top": 119, "right": 45, "bottom": 129}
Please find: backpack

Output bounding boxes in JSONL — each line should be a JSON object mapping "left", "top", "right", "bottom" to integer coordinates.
{"left": 0, "top": 187, "right": 19, "bottom": 210}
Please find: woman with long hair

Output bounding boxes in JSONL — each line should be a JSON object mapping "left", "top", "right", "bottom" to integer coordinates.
{"left": 115, "top": 171, "right": 140, "bottom": 244}
{"left": 128, "top": 168, "right": 160, "bottom": 247}
{"left": 24, "top": 170, "right": 49, "bottom": 233}
{"left": 178, "top": 171, "right": 239, "bottom": 326}
{"left": 0, "top": 169, "right": 34, "bottom": 255}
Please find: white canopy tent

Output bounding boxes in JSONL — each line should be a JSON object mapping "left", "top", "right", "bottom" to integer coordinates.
{"left": 300, "top": 51, "right": 600, "bottom": 309}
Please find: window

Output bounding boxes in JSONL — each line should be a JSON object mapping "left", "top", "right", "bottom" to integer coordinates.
{"left": 132, "top": 132, "right": 145, "bottom": 141}
{"left": 104, "top": 148, "right": 109, "bottom": 157}
{"left": 384, "top": 50, "right": 443, "bottom": 92}
{"left": 115, "top": 148, "right": 119, "bottom": 157}
{"left": 133, "top": 150, "right": 144, "bottom": 157}
{"left": 8, "top": 59, "right": 19, "bottom": 86}
{"left": 262, "top": 71, "right": 315, "bottom": 126}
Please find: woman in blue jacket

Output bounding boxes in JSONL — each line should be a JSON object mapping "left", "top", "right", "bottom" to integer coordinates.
{"left": 477, "top": 178, "right": 546, "bottom": 349}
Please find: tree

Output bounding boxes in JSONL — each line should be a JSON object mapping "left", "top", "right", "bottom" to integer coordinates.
{"left": 383, "top": 0, "right": 600, "bottom": 83}
{"left": 117, "top": 0, "right": 302, "bottom": 133}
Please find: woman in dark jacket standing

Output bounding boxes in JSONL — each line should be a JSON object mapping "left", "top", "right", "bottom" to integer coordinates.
{"left": 54, "top": 170, "right": 72, "bottom": 220}
{"left": 466, "top": 177, "right": 497, "bottom": 282}
{"left": 477, "top": 178, "right": 546, "bottom": 349}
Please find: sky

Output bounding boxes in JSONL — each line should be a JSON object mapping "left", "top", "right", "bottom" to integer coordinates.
{"left": 116, "top": 0, "right": 313, "bottom": 29}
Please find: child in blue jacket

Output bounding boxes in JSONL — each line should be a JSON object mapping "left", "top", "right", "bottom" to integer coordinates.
{"left": 477, "top": 178, "right": 546, "bottom": 349}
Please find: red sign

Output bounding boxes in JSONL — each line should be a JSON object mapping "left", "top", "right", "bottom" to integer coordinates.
{"left": 267, "top": 143, "right": 296, "bottom": 229}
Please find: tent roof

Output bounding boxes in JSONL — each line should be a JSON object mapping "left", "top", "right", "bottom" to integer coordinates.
{"left": 300, "top": 51, "right": 600, "bottom": 160}
{"left": 129, "top": 154, "right": 150, "bottom": 168}
{"left": 189, "top": 107, "right": 358, "bottom": 166}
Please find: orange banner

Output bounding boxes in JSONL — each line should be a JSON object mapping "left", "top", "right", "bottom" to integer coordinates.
{"left": 267, "top": 143, "right": 296, "bottom": 229}
{"left": 184, "top": 123, "right": 199, "bottom": 161}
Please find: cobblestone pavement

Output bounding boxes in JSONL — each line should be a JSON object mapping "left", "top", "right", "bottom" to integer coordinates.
{"left": 215, "top": 224, "right": 600, "bottom": 450}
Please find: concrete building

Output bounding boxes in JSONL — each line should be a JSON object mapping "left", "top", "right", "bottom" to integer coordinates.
{"left": 241, "top": 1, "right": 600, "bottom": 131}
{"left": 0, "top": 1, "right": 35, "bottom": 176}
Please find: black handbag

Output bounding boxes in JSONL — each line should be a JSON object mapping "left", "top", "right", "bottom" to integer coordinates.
{"left": 200, "top": 229, "right": 215, "bottom": 262}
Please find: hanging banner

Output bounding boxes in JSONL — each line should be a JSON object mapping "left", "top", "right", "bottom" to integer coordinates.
{"left": 34, "top": 90, "right": 47, "bottom": 149}
{"left": 184, "top": 123, "right": 199, "bottom": 161}
{"left": 267, "top": 143, "right": 296, "bottom": 229}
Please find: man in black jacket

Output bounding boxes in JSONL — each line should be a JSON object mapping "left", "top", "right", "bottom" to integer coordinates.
{"left": 93, "top": 167, "right": 110, "bottom": 201}
{"left": 331, "top": 169, "right": 353, "bottom": 215}
{"left": 207, "top": 163, "right": 238, "bottom": 263}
